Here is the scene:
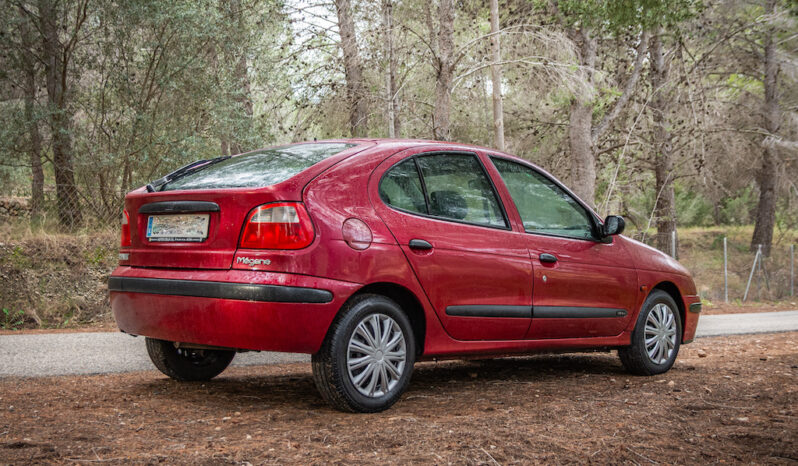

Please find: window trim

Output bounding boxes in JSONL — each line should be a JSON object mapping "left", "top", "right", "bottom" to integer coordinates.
{"left": 488, "top": 155, "right": 608, "bottom": 243}
{"left": 378, "top": 151, "right": 512, "bottom": 231}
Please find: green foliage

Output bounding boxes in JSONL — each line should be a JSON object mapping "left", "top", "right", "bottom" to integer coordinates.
{"left": 2, "top": 245, "right": 32, "bottom": 269}
{"left": 675, "top": 184, "right": 714, "bottom": 227}
{"left": 84, "top": 245, "right": 111, "bottom": 266}
{"left": 719, "top": 187, "right": 757, "bottom": 226}
{"left": 550, "top": 0, "right": 702, "bottom": 32}
{"left": 1, "top": 308, "right": 24, "bottom": 330}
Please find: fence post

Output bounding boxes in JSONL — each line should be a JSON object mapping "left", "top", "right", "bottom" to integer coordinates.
{"left": 791, "top": 244, "right": 794, "bottom": 297}
{"left": 743, "top": 245, "right": 761, "bottom": 302}
{"left": 723, "top": 236, "right": 728, "bottom": 303}
{"left": 671, "top": 230, "right": 677, "bottom": 259}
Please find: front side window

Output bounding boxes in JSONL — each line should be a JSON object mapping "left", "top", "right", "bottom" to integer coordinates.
{"left": 492, "top": 158, "right": 595, "bottom": 240}
{"left": 161, "top": 143, "right": 355, "bottom": 191}
{"left": 379, "top": 153, "right": 507, "bottom": 228}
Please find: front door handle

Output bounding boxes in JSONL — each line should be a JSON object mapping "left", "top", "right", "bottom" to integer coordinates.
{"left": 539, "top": 253, "right": 558, "bottom": 263}
{"left": 409, "top": 239, "right": 433, "bottom": 250}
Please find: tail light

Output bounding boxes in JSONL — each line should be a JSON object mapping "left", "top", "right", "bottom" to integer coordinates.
{"left": 239, "top": 202, "right": 314, "bottom": 249}
{"left": 120, "top": 210, "right": 131, "bottom": 247}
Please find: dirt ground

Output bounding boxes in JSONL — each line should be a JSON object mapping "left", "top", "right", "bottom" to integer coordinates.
{"left": 0, "top": 332, "right": 795, "bottom": 464}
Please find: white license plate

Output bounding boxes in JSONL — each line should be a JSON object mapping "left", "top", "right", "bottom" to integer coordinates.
{"left": 146, "top": 214, "right": 209, "bottom": 242}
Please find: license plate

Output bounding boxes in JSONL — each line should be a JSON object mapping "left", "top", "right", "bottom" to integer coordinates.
{"left": 146, "top": 214, "right": 209, "bottom": 242}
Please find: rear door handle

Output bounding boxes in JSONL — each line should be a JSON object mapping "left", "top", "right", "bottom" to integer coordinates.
{"left": 539, "top": 253, "right": 558, "bottom": 263}
{"left": 409, "top": 239, "right": 433, "bottom": 250}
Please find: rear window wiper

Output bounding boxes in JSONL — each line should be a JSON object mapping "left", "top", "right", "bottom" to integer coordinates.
{"left": 146, "top": 156, "right": 231, "bottom": 192}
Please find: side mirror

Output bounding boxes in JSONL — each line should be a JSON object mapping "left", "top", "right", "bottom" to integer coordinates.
{"left": 602, "top": 215, "right": 625, "bottom": 237}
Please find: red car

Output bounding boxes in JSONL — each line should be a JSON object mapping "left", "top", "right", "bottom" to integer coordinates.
{"left": 110, "top": 139, "right": 700, "bottom": 412}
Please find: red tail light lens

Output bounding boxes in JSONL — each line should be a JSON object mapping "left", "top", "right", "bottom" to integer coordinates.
{"left": 239, "top": 202, "right": 314, "bottom": 249}
{"left": 120, "top": 210, "right": 131, "bottom": 247}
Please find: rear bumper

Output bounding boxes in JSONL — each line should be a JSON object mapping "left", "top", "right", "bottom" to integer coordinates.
{"left": 109, "top": 267, "right": 360, "bottom": 353}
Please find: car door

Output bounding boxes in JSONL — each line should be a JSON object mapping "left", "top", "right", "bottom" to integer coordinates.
{"left": 370, "top": 148, "right": 533, "bottom": 341}
{"left": 488, "top": 156, "right": 638, "bottom": 339}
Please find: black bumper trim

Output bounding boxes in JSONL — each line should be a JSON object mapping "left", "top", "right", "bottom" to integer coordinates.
{"left": 689, "top": 302, "right": 702, "bottom": 313}
{"left": 108, "top": 277, "right": 333, "bottom": 303}
{"left": 533, "top": 306, "right": 627, "bottom": 319}
{"left": 446, "top": 305, "right": 531, "bottom": 318}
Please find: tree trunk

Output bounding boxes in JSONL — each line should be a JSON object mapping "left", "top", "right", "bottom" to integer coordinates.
{"left": 229, "top": 0, "right": 252, "bottom": 155}
{"left": 433, "top": 0, "right": 454, "bottom": 141}
{"left": 649, "top": 31, "right": 677, "bottom": 256}
{"left": 383, "top": 0, "right": 399, "bottom": 138}
{"left": 39, "top": 0, "right": 82, "bottom": 228}
{"left": 20, "top": 20, "right": 44, "bottom": 216}
{"left": 335, "top": 0, "right": 369, "bottom": 137}
{"left": 751, "top": 0, "right": 779, "bottom": 257}
{"left": 489, "top": 0, "right": 504, "bottom": 151}
{"left": 568, "top": 29, "right": 596, "bottom": 204}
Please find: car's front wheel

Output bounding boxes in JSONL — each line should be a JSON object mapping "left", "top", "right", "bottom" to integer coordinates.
{"left": 619, "top": 290, "right": 682, "bottom": 375}
{"left": 312, "top": 294, "right": 416, "bottom": 413}
{"left": 145, "top": 338, "right": 235, "bottom": 381}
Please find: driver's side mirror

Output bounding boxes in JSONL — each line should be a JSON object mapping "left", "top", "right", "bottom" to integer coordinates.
{"left": 602, "top": 215, "right": 625, "bottom": 237}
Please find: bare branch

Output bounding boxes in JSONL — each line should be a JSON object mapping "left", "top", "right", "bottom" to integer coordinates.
{"left": 592, "top": 31, "right": 649, "bottom": 143}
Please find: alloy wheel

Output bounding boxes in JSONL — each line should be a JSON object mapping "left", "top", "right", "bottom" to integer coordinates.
{"left": 644, "top": 303, "right": 678, "bottom": 364}
{"left": 346, "top": 313, "right": 407, "bottom": 397}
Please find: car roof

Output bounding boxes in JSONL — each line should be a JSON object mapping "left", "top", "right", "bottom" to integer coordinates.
{"left": 311, "top": 138, "right": 534, "bottom": 164}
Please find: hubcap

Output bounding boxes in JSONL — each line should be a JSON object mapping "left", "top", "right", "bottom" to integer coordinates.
{"left": 347, "top": 313, "right": 407, "bottom": 398}
{"left": 644, "top": 303, "right": 677, "bottom": 365}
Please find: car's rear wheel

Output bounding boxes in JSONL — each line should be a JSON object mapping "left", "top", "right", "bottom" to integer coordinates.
{"left": 145, "top": 338, "right": 235, "bottom": 381}
{"left": 312, "top": 294, "right": 416, "bottom": 413}
{"left": 619, "top": 290, "right": 682, "bottom": 375}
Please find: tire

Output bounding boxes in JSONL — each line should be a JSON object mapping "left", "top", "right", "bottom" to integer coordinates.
{"left": 312, "top": 294, "right": 416, "bottom": 413}
{"left": 619, "top": 290, "right": 682, "bottom": 376}
{"left": 145, "top": 338, "right": 235, "bottom": 381}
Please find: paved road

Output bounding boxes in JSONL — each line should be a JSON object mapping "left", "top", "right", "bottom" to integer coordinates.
{"left": 694, "top": 310, "right": 798, "bottom": 337}
{"left": 0, "top": 333, "right": 309, "bottom": 377}
{"left": 2, "top": 311, "right": 797, "bottom": 378}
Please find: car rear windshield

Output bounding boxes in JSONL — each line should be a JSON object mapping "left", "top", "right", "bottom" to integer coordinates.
{"left": 160, "top": 142, "right": 356, "bottom": 191}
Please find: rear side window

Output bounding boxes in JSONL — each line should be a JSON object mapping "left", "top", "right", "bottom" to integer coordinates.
{"left": 379, "top": 159, "right": 427, "bottom": 214}
{"left": 379, "top": 153, "right": 507, "bottom": 228}
{"left": 161, "top": 143, "right": 355, "bottom": 191}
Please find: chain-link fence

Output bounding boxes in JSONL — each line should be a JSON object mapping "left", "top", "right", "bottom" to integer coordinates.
{"left": 659, "top": 232, "right": 795, "bottom": 304}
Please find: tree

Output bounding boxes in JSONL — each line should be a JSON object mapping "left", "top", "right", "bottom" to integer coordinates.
{"left": 433, "top": 0, "right": 455, "bottom": 140}
{"left": 220, "top": 0, "right": 255, "bottom": 155}
{"left": 550, "top": 0, "right": 650, "bottom": 206}
{"left": 383, "top": 0, "right": 400, "bottom": 138}
{"left": 489, "top": 0, "right": 505, "bottom": 151}
{"left": 335, "top": 0, "right": 369, "bottom": 137}
{"left": 18, "top": 15, "right": 45, "bottom": 216}
{"left": 750, "top": 0, "right": 782, "bottom": 256}
{"left": 37, "top": 0, "right": 88, "bottom": 228}
{"left": 648, "top": 29, "right": 678, "bottom": 255}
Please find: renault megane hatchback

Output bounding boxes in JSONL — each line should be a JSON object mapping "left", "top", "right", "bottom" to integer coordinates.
{"left": 110, "top": 139, "right": 701, "bottom": 412}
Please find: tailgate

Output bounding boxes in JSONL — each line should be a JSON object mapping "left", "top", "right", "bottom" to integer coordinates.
{"left": 125, "top": 190, "right": 276, "bottom": 269}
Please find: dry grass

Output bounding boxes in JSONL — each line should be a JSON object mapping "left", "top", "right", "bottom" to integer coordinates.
{"left": 670, "top": 226, "right": 798, "bottom": 305}
{"left": 0, "top": 222, "right": 117, "bottom": 329}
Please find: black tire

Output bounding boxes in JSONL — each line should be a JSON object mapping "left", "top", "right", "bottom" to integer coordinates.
{"left": 619, "top": 290, "right": 682, "bottom": 376}
{"left": 145, "top": 338, "right": 235, "bottom": 381}
{"left": 312, "top": 294, "right": 416, "bottom": 413}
